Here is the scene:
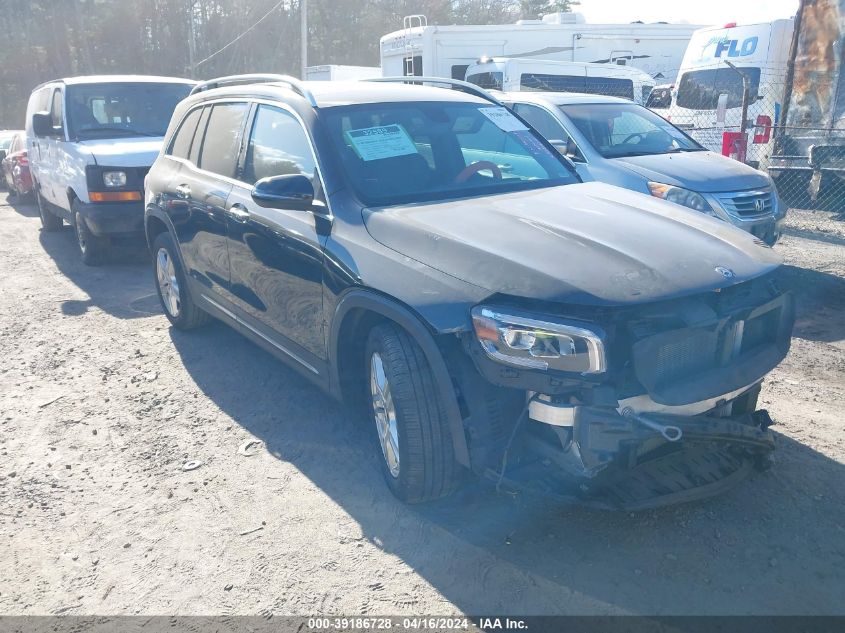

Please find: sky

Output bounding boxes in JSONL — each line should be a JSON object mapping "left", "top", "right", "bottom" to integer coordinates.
{"left": 576, "top": 0, "right": 799, "bottom": 26}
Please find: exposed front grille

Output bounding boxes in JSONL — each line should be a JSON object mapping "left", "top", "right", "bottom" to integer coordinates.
{"left": 715, "top": 188, "right": 775, "bottom": 218}
{"left": 629, "top": 290, "right": 794, "bottom": 406}
{"left": 651, "top": 329, "right": 718, "bottom": 386}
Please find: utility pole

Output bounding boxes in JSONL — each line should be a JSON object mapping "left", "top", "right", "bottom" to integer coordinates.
{"left": 300, "top": 0, "right": 307, "bottom": 79}
{"left": 187, "top": 0, "right": 197, "bottom": 78}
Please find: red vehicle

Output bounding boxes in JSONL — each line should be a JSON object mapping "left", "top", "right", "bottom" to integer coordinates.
{"left": 1, "top": 131, "right": 32, "bottom": 200}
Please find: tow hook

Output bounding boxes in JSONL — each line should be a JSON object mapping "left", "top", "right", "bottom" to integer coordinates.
{"left": 621, "top": 407, "right": 684, "bottom": 442}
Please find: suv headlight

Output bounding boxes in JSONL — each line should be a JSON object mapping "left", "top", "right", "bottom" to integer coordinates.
{"left": 648, "top": 182, "right": 715, "bottom": 216}
{"left": 103, "top": 171, "right": 127, "bottom": 188}
{"left": 471, "top": 307, "right": 606, "bottom": 374}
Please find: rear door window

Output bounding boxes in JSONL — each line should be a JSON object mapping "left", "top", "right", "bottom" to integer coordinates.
{"left": 198, "top": 103, "right": 249, "bottom": 179}
{"left": 169, "top": 108, "right": 202, "bottom": 160}
{"left": 189, "top": 107, "right": 211, "bottom": 165}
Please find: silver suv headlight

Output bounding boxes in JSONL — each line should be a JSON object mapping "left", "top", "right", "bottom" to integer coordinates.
{"left": 103, "top": 171, "right": 127, "bottom": 188}
{"left": 471, "top": 307, "right": 606, "bottom": 374}
{"left": 648, "top": 182, "right": 716, "bottom": 216}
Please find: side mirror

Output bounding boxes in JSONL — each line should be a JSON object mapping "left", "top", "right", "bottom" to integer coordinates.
{"left": 251, "top": 174, "right": 314, "bottom": 210}
{"left": 32, "top": 111, "right": 54, "bottom": 137}
{"left": 550, "top": 138, "right": 583, "bottom": 163}
{"left": 549, "top": 139, "right": 568, "bottom": 155}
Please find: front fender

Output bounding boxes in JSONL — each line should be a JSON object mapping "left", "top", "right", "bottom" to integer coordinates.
{"left": 329, "top": 288, "right": 471, "bottom": 467}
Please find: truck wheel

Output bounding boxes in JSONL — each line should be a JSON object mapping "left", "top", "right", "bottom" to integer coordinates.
{"left": 36, "top": 191, "right": 63, "bottom": 231}
{"left": 365, "top": 323, "right": 460, "bottom": 503}
{"left": 73, "top": 207, "right": 107, "bottom": 266}
{"left": 152, "top": 231, "right": 210, "bottom": 330}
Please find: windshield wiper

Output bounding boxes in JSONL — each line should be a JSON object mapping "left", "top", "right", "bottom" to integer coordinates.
{"left": 77, "top": 127, "right": 160, "bottom": 138}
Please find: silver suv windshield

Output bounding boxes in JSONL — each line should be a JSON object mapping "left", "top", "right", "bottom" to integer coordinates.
{"left": 66, "top": 82, "right": 193, "bottom": 140}
{"left": 323, "top": 101, "right": 578, "bottom": 206}
{"left": 558, "top": 102, "right": 705, "bottom": 159}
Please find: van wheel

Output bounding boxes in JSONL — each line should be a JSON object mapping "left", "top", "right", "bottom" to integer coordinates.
{"left": 73, "top": 207, "right": 107, "bottom": 266}
{"left": 365, "top": 324, "right": 460, "bottom": 503}
{"left": 36, "top": 191, "right": 63, "bottom": 231}
{"left": 152, "top": 231, "right": 210, "bottom": 330}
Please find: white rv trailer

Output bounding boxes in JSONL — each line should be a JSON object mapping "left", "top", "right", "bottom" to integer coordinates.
{"left": 305, "top": 65, "right": 382, "bottom": 81}
{"left": 465, "top": 58, "right": 656, "bottom": 105}
{"left": 380, "top": 13, "right": 704, "bottom": 84}
{"left": 671, "top": 19, "right": 795, "bottom": 167}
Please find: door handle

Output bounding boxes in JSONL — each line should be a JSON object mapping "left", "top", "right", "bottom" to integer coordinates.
{"left": 227, "top": 203, "right": 250, "bottom": 222}
{"left": 175, "top": 184, "right": 191, "bottom": 199}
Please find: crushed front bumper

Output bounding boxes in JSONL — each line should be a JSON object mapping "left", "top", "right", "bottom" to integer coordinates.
{"left": 489, "top": 385, "right": 776, "bottom": 511}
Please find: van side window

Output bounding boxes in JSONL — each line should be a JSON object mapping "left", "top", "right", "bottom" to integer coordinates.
{"left": 50, "top": 89, "right": 64, "bottom": 131}
{"left": 197, "top": 103, "right": 248, "bottom": 179}
{"left": 521, "top": 74, "right": 584, "bottom": 93}
{"left": 169, "top": 108, "right": 203, "bottom": 160}
{"left": 243, "top": 106, "right": 315, "bottom": 184}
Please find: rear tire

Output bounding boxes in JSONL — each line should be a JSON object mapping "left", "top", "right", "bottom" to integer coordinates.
{"left": 73, "top": 206, "right": 107, "bottom": 266}
{"left": 365, "top": 323, "right": 460, "bottom": 503}
{"left": 152, "top": 231, "right": 210, "bottom": 330}
{"left": 36, "top": 190, "right": 63, "bottom": 231}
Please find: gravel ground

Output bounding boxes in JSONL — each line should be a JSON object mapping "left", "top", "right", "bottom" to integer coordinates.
{"left": 0, "top": 191, "right": 843, "bottom": 616}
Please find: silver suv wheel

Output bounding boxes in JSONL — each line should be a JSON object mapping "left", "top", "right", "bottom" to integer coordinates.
{"left": 370, "top": 352, "right": 400, "bottom": 478}
{"left": 156, "top": 247, "right": 181, "bottom": 318}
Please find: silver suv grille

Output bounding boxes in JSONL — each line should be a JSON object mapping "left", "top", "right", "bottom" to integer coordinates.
{"left": 714, "top": 188, "right": 775, "bottom": 218}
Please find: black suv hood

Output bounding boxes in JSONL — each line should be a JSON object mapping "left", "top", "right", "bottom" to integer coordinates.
{"left": 363, "top": 182, "right": 782, "bottom": 306}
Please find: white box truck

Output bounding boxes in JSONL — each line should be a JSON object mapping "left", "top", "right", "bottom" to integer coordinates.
{"left": 670, "top": 19, "right": 795, "bottom": 167}
{"left": 380, "top": 13, "right": 703, "bottom": 85}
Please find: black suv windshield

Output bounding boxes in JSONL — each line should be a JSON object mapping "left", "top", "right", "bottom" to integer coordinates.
{"left": 323, "top": 101, "right": 577, "bottom": 206}
{"left": 558, "top": 102, "right": 704, "bottom": 158}
{"left": 66, "top": 82, "right": 193, "bottom": 140}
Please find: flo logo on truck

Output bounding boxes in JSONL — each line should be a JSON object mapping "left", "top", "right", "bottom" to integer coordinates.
{"left": 705, "top": 35, "right": 759, "bottom": 58}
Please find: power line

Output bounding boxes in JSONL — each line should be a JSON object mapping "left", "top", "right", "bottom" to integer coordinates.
{"left": 194, "top": 0, "right": 286, "bottom": 70}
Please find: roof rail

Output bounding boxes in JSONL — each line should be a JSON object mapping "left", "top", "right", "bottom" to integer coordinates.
{"left": 363, "top": 76, "right": 502, "bottom": 106}
{"left": 189, "top": 74, "right": 318, "bottom": 107}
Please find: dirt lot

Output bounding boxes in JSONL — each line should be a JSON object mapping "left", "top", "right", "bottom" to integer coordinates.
{"left": 0, "top": 191, "right": 843, "bottom": 616}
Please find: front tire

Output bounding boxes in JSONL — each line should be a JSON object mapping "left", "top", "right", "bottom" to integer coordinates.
{"left": 36, "top": 190, "right": 63, "bottom": 232}
{"left": 73, "top": 206, "right": 107, "bottom": 266}
{"left": 152, "top": 231, "right": 210, "bottom": 330}
{"left": 365, "top": 324, "right": 460, "bottom": 503}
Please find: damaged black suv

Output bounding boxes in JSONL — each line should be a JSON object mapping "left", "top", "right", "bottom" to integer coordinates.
{"left": 145, "top": 75, "right": 794, "bottom": 509}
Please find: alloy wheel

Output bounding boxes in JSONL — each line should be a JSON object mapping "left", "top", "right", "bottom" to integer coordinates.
{"left": 370, "top": 352, "right": 400, "bottom": 478}
{"left": 156, "top": 247, "right": 181, "bottom": 318}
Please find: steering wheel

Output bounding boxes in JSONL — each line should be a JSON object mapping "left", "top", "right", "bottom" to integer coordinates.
{"left": 454, "top": 161, "right": 503, "bottom": 184}
{"left": 622, "top": 132, "right": 646, "bottom": 144}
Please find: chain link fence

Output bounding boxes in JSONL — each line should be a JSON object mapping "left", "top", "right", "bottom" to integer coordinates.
{"left": 644, "top": 63, "right": 845, "bottom": 214}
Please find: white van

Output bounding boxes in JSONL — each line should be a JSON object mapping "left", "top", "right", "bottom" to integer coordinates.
{"left": 26, "top": 75, "right": 194, "bottom": 264}
{"left": 466, "top": 58, "right": 656, "bottom": 104}
{"left": 671, "top": 19, "right": 794, "bottom": 167}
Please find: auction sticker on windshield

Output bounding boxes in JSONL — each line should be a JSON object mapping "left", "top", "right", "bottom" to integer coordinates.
{"left": 479, "top": 106, "right": 529, "bottom": 132}
{"left": 345, "top": 124, "right": 418, "bottom": 162}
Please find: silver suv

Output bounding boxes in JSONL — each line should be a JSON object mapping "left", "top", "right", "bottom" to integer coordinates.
{"left": 500, "top": 92, "right": 786, "bottom": 245}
